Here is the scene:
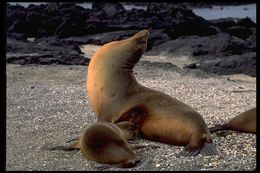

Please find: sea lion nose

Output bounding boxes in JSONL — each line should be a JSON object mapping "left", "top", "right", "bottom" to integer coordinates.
{"left": 134, "top": 30, "right": 150, "bottom": 39}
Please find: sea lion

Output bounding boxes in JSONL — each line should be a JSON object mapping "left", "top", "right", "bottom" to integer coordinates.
{"left": 86, "top": 30, "right": 217, "bottom": 156}
{"left": 209, "top": 107, "right": 256, "bottom": 134}
{"left": 51, "top": 121, "right": 141, "bottom": 168}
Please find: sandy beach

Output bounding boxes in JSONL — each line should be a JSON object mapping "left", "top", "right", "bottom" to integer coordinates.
{"left": 6, "top": 57, "right": 256, "bottom": 170}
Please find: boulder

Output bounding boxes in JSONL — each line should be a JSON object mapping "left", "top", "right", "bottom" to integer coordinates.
{"left": 198, "top": 52, "right": 256, "bottom": 77}
{"left": 225, "top": 26, "right": 252, "bottom": 39}
{"left": 6, "top": 37, "right": 88, "bottom": 65}
{"left": 148, "top": 33, "right": 253, "bottom": 57}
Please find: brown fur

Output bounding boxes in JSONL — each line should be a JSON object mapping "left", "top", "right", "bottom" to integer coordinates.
{"left": 210, "top": 107, "right": 256, "bottom": 133}
{"left": 86, "top": 30, "right": 217, "bottom": 156}
{"left": 51, "top": 121, "right": 140, "bottom": 168}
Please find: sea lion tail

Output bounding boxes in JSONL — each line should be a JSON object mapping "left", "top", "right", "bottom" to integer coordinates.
{"left": 209, "top": 124, "right": 225, "bottom": 133}
{"left": 199, "top": 142, "right": 218, "bottom": 156}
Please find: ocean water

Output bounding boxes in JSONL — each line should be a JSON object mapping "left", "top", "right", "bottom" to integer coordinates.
{"left": 8, "top": 2, "right": 256, "bottom": 23}
{"left": 192, "top": 4, "right": 256, "bottom": 22}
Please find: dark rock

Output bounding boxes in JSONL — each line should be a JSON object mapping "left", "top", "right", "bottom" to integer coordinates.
{"left": 183, "top": 63, "right": 197, "bottom": 69}
{"left": 61, "top": 29, "right": 170, "bottom": 50}
{"left": 6, "top": 4, "right": 27, "bottom": 35}
{"left": 210, "top": 17, "right": 256, "bottom": 39}
{"left": 192, "top": 50, "right": 209, "bottom": 56}
{"left": 44, "top": 2, "right": 61, "bottom": 14}
{"left": 146, "top": 3, "right": 219, "bottom": 38}
{"left": 92, "top": 2, "right": 126, "bottom": 18}
{"left": 6, "top": 37, "right": 89, "bottom": 65}
{"left": 148, "top": 33, "right": 256, "bottom": 77}
{"left": 61, "top": 29, "right": 169, "bottom": 52}
{"left": 147, "top": 30, "right": 170, "bottom": 51}
{"left": 182, "top": 2, "right": 213, "bottom": 9}
{"left": 165, "top": 21, "right": 218, "bottom": 39}
{"left": 149, "top": 33, "right": 253, "bottom": 57}
{"left": 6, "top": 32, "right": 27, "bottom": 40}
{"left": 210, "top": 18, "right": 238, "bottom": 31}
{"left": 6, "top": 52, "right": 89, "bottom": 65}
{"left": 6, "top": 2, "right": 256, "bottom": 76}
{"left": 245, "top": 28, "right": 256, "bottom": 51}
{"left": 53, "top": 5, "right": 91, "bottom": 38}
{"left": 237, "top": 17, "right": 256, "bottom": 28}
{"left": 7, "top": 2, "right": 218, "bottom": 41}
{"left": 225, "top": 26, "right": 252, "bottom": 39}
{"left": 146, "top": 2, "right": 218, "bottom": 34}
{"left": 198, "top": 52, "right": 256, "bottom": 77}
{"left": 61, "top": 30, "right": 140, "bottom": 45}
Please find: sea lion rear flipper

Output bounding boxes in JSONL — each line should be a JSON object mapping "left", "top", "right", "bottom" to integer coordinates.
{"left": 49, "top": 146, "right": 79, "bottom": 151}
{"left": 177, "top": 146, "right": 200, "bottom": 157}
{"left": 177, "top": 142, "right": 217, "bottom": 157}
{"left": 48, "top": 140, "right": 80, "bottom": 151}
{"left": 66, "top": 136, "right": 80, "bottom": 143}
{"left": 199, "top": 142, "right": 218, "bottom": 156}
{"left": 209, "top": 124, "right": 225, "bottom": 133}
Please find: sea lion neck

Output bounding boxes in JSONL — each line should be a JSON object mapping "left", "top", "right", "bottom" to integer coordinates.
{"left": 87, "top": 30, "right": 150, "bottom": 117}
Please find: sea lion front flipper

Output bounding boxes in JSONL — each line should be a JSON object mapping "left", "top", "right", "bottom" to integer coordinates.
{"left": 117, "top": 104, "right": 146, "bottom": 124}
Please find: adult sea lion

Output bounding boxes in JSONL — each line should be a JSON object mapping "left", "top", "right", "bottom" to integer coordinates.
{"left": 86, "top": 30, "right": 217, "bottom": 156}
{"left": 51, "top": 121, "right": 141, "bottom": 168}
{"left": 209, "top": 107, "right": 256, "bottom": 134}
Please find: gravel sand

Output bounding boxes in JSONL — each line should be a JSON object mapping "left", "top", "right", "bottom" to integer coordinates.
{"left": 6, "top": 60, "right": 256, "bottom": 171}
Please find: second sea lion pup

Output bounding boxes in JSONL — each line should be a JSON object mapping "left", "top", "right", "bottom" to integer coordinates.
{"left": 86, "top": 30, "right": 218, "bottom": 156}
{"left": 209, "top": 107, "right": 256, "bottom": 134}
{"left": 51, "top": 121, "right": 141, "bottom": 168}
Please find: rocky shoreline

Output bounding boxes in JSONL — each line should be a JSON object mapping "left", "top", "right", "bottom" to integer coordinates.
{"left": 6, "top": 2, "right": 256, "bottom": 77}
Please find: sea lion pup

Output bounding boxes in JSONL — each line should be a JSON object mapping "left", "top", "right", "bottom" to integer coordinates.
{"left": 51, "top": 121, "right": 141, "bottom": 168}
{"left": 86, "top": 30, "right": 217, "bottom": 156}
{"left": 209, "top": 107, "right": 256, "bottom": 134}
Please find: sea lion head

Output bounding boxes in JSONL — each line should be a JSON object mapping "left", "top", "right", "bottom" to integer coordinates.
{"left": 131, "top": 30, "right": 150, "bottom": 52}
{"left": 123, "top": 30, "right": 150, "bottom": 68}
{"left": 99, "top": 30, "right": 150, "bottom": 70}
